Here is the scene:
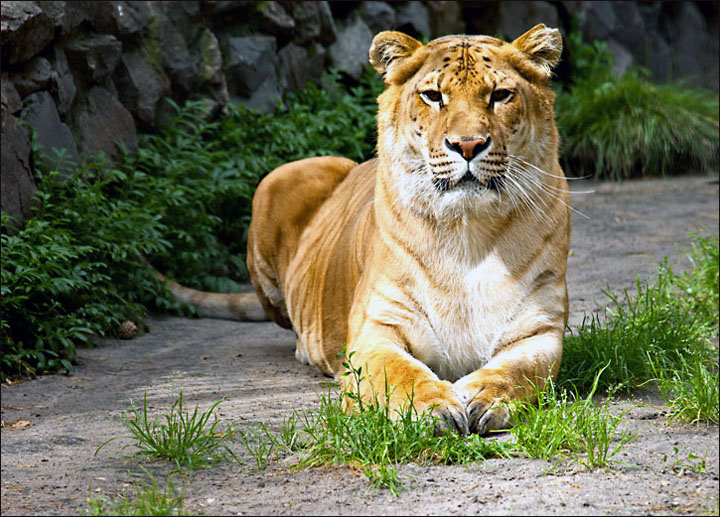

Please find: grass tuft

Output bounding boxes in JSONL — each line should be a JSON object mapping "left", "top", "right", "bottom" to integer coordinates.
{"left": 96, "top": 391, "right": 239, "bottom": 471}
{"left": 510, "top": 372, "right": 635, "bottom": 470}
{"left": 84, "top": 471, "right": 185, "bottom": 516}
{"left": 560, "top": 234, "right": 719, "bottom": 423}
{"left": 556, "top": 70, "right": 719, "bottom": 180}
{"left": 238, "top": 353, "right": 514, "bottom": 495}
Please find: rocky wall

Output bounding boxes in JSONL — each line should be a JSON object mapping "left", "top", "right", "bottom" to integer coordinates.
{"left": 2, "top": 1, "right": 718, "bottom": 228}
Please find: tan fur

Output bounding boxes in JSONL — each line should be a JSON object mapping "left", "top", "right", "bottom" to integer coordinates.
{"left": 169, "top": 25, "right": 571, "bottom": 435}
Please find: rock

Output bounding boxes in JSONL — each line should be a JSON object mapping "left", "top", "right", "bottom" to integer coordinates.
{"left": 49, "top": 47, "right": 77, "bottom": 117}
{"left": 222, "top": 35, "right": 278, "bottom": 97}
{"left": 662, "top": 2, "right": 719, "bottom": 89}
{"left": 113, "top": 49, "right": 172, "bottom": 129}
{"left": 144, "top": 3, "right": 200, "bottom": 95}
{"left": 59, "top": 1, "right": 96, "bottom": 36}
{"left": 193, "top": 28, "right": 226, "bottom": 95}
{"left": 65, "top": 32, "right": 123, "bottom": 83}
{"left": 20, "top": 91, "right": 80, "bottom": 175}
{"left": 255, "top": 1, "right": 295, "bottom": 39}
{"left": 91, "top": 1, "right": 150, "bottom": 40}
{"left": 0, "top": 1, "right": 55, "bottom": 65}
{"left": 279, "top": 42, "right": 326, "bottom": 92}
{"left": 642, "top": 31, "right": 673, "bottom": 84}
{"left": 287, "top": 2, "right": 322, "bottom": 45}
{"left": 315, "top": 1, "right": 337, "bottom": 44}
{"left": 1, "top": 105, "right": 35, "bottom": 230}
{"left": 12, "top": 56, "right": 53, "bottom": 98}
{"left": 203, "top": 1, "right": 251, "bottom": 17}
{"left": 37, "top": 1, "right": 66, "bottom": 31}
{"left": 71, "top": 86, "right": 137, "bottom": 165}
{"left": 1, "top": 74, "right": 22, "bottom": 114}
{"left": 328, "top": 15, "right": 374, "bottom": 79}
{"left": 427, "top": 1, "right": 465, "bottom": 37}
{"left": 497, "top": 1, "right": 559, "bottom": 40}
{"left": 395, "top": 1, "right": 431, "bottom": 40}
{"left": 239, "top": 72, "right": 283, "bottom": 112}
{"left": 360, "top": 1, "right": 397, "bottom": 36}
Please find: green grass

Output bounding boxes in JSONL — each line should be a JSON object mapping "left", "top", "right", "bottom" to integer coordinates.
{"left": 240, "top": 387, "right": 514, "bottom": 496}
{"left": 559, "top": 234, "right": 719, "bottom": 396}
{"left": 95, "top": 391, "right": 239, "bottom": 471}
{"left": 560, "top": 234, "right": 719, "bottom": 425}
{"left": 85, "top": 472, "right": 185, "bottom": 516}
{"left": 234, "top": 354, "right": 639, "bottom": 495}
{"left": 511, "top": 372, "right": 635, "bottom": 470}
{"left": 651, "top": 353, "right": 719, "bottom": 425}
{"left": 555, "top": 70, "right": 719, "bottom": 180}
{"left": 554, "top": 17, "right": 719, "bottom": 180}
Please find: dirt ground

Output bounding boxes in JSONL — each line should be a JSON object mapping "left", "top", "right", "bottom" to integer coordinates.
{"left": 2, "top": 174, "right": 719, "bottom": 516}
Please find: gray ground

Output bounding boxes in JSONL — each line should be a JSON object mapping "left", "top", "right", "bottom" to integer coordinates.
{"left": 2, "top": 175, "right": 719, "bottom": 516}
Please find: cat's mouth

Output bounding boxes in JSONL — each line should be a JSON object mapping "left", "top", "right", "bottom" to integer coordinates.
{"left": 433, "top": 171, "right": 505, "bottom": 193}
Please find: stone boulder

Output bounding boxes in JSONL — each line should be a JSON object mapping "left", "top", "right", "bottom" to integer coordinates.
{"left": 113, "top": 48, "right": 171, "bottom": 129}
{"left": 395, "top": 1, "right": 431, "bottom": 40}
{"left": 427, "top": 1, "right": 465, "bottom": 37}
{"left": 192, "top": 27, "right": 230, "bottom": 106}
{"left": 279, "top": 42, "right": 326, "bottom": 92}
{"left": 12, "top": 56, "right": 53, "bottom": 98}
{"left": 65, "top": 32, "right": 123, "bottom": 83}
{"left": 255, "top": 1, "right": 295, "bottom": 40}
{"left": 91, "top": 1, "right": 150, "bottom": 40}
{"left": 328, "top": 15, "right": 374, "bottom": 79}
{"left": 222, "top": 35, "right": 278, "bottom": 98}
{"left": 1, "top": 1, "right": 55, "bottom": 65}
{"left": 1, "top": 74, "right": 22, "bottom": 114}
{"left": 661, "top": 2, "right": 719, "bottom": 89}
{"left": 71, "top": 86, "right": 137, "bottom": 165}
{"left": 497, "top": 1, "right": 559, "bottom": 40}
{"left": 41, "top": 1, "right": 94, "bottom": 37}
{"left": 48, "top": 47, "right": 77, "bottom": 117}
{"left": 360, "top": 1, "right": 396, "bottom": 36}
{"left": 21, "top": 91, "right": 80, "bottom": 174}
{"left": 1, "top": 105, "right": 36, "bottom": 230}
{"left": 287, "top": 1, "right": 336, "bottom": 45}
{"left": 144, "top": 3, "right": 200, "bottom": 96}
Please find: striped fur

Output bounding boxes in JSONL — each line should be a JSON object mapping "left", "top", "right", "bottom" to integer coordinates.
{"left": 170, "top": 26, "right": 571, "bottom": 435}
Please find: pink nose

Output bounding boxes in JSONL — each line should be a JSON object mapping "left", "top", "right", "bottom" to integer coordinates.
{"left": 445, "top": 136, "right": 492, "bottom": 161}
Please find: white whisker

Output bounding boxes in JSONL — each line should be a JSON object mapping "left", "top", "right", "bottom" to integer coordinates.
{"left": 507, "top": 154, "right": 592, "bottom": 181}
{"left": 506, "top": 163, "right": 591, "bottom": 220}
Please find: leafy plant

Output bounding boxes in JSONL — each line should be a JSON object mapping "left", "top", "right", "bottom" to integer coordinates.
{"left": 0, "top": 149, "right": 176, "bottom": 381}
{"left": 95, "top": 391, "right": 239, "bottom": 471}
{"left": 1, "top": 67, "right": 383, "bottom": 380}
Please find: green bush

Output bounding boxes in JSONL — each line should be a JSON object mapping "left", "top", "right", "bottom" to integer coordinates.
{"left": 555, "top": 23, "right": 719, "bottom": 179}
{"left": 142, "top": 68, "right": 383, "bottom": 291}
{"left": 0, "top": 69, "right": 383, "bottom": 380}
{"left": 0, "top": 150, "right": 176, "bottom": 380}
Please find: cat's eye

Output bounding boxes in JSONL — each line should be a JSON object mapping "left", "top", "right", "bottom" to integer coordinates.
{"left": 421, "top": 90, "right": 443, "bottom": 104}
{"left": 490, "top": 89, "right": 513, "bottom": 104}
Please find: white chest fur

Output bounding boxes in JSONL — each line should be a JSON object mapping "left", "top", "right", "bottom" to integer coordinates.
{"left": 406, "top": 251, "right": 523, "bottom": 381}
